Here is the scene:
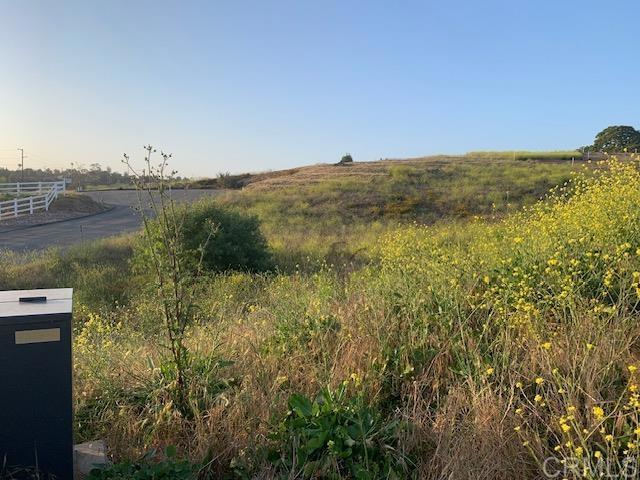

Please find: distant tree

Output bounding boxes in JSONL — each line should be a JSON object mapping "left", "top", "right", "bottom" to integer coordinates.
{"left": 0, "top": 163, "right": 133, "bottom": 187}
{"left": 592, "top": 126, "right": 640, "bottom": 153}
{"left": 339, "top": 153, "right": 353, "bottom": 164}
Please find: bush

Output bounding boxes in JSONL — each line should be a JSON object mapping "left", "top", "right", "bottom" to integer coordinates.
{"left": 136, "top": 201, "right": 271, "bottom": 274}
{"left": 181, "top": 202, "right": 271, "bottom": 272}
{"left": 338, "top": 154, "right": 353, "bottom": 165}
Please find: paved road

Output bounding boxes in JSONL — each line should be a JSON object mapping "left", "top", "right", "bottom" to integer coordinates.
{"left": 0, "top": 189, "right": 225, "bottom": 251}
{"left": 84, "top": 189, "right": 225, "bottom": 208}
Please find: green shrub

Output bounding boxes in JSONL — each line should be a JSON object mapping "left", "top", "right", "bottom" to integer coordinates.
{"left": 339, "top": 154, "right": 354, "bottom": 164}
{"left": 135, "top": 201, "right": 271, "bottom": 274}
{"left": 183, "top": 202, "right": 271, "bottom": 272}
{"left": 267, "top": 381, "right": 410, "bottom": 479}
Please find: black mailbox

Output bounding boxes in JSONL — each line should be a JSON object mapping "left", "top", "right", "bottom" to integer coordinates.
{"left": 0, "top": 288, "right": 73, "bottom": 479}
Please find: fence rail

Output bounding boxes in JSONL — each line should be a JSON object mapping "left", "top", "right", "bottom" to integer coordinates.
{"left": 0, "top": 181, "right": 67, "bottom": 195}
{"left": 0, "top": 181, "right": 67, "bottom": 220}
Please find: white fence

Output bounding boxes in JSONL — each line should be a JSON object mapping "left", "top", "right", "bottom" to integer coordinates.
{"left": 0, "top": 181, "right": 67, "bottom": 220}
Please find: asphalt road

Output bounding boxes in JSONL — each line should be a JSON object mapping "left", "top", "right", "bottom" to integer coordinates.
{"left": 0, "top": 189, "right": 225, "bottom": 251}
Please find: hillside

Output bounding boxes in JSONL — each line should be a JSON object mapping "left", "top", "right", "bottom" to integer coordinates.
{"left": 194, "top": 151, "right": 585, "bottom": 190}
{"left": 213, "top": 153, "right": 592, "bottom": 231}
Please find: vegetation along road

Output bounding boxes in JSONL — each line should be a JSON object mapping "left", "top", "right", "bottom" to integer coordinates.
{"left": 0, "top": 189, "right": 224, "bottom": 251}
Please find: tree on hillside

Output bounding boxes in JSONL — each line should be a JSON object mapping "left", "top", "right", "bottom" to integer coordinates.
{"left": 338, "top": 153, "right": 353, "bottom": 165}
{"left": 591, "top": 126, "right": 640, "bottom": 153}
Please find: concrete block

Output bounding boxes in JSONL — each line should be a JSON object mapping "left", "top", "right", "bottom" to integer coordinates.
{"left": 74, "top": 440, "right": 108, "bottom": 479}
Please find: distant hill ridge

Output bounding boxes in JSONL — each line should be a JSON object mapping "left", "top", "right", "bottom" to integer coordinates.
{"left": 192, "top": 151, "right": 587, "bottom": 191}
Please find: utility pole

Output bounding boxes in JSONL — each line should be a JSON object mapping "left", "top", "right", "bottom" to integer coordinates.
{"left": 17, "top": 148, "right": 26, "bottom": 182}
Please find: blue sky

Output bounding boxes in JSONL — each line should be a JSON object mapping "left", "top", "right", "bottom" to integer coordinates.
{"left": 0, "top": 1, "right": 638, "bottom": 177}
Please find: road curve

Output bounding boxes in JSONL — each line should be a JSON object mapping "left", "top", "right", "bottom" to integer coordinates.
{"left": 0, "top": 189, "right": 225, "bottom": 251}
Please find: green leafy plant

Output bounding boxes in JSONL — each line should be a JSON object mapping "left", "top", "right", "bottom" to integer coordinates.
{"left": 87, "top": 446, "right": 201, "bottom": 480}
{"left": 268, "top": 381, "right": 410, "bottom": 479}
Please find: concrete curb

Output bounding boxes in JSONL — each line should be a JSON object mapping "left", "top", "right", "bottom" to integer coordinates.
{"left": 0, "top": 205, "right": 117, "bottom": 235}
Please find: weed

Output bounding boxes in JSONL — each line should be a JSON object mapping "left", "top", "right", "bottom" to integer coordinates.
{"left": 87, "top": 446, "right": 201, "bottom": 480}
{"left": 267, "top": 380, "right": 410, "bottom": 479}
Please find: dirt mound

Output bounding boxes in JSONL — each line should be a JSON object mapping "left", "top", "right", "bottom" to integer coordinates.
{"left": 49, "top": 194, "right": 108, "bottom": 214}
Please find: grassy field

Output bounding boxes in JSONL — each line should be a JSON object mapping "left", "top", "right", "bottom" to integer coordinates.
{"left": 191, "top": 152, "right": 586, "bottom": 191}
{"left": 464, "top": 150, "right": 583, "bottom": 161}
{"left": 220, "top": 157, "right": 581, "bottom": 225}
{"left": 210, "top": 155, "right": 592, "bottom": 267}
{"left": 1, "top": 154, "right": 637, "bottom": 479}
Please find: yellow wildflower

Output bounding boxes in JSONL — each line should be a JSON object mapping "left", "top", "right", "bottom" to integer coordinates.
{"left": 592, "top": 406, "right": 605, "bottom": 419}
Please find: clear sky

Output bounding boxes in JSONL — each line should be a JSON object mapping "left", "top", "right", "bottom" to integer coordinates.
{"left": 1, "top": 1, "right": 638, "bottom": 177}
